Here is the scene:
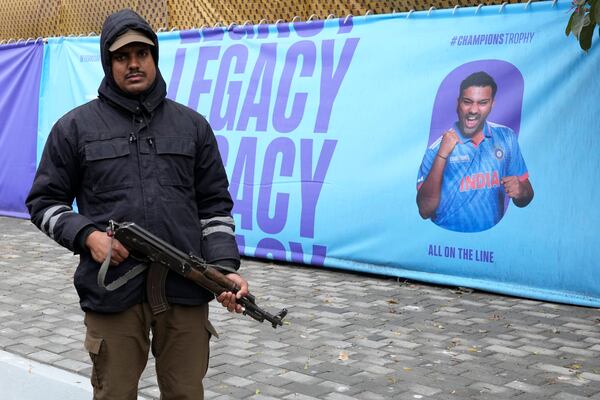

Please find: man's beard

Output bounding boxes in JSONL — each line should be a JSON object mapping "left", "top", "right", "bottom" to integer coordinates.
{"left": 460, "top": 114, "right": 484, "bottom": 137}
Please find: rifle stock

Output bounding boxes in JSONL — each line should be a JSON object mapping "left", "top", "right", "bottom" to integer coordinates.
{"left": 108, "top": 220, "right": 288, "bottom": 328}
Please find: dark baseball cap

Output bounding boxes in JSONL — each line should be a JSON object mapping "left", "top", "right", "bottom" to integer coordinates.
{"left": 109, "top": 29, "right": 154, "bottom": 52}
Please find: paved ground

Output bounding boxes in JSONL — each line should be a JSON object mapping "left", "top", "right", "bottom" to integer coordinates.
{"left": 0, "top": 215, "right": 599, "bottom": 399}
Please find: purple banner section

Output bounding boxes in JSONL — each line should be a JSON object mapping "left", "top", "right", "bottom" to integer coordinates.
{"left": 0, "top": 42, "right": 43, "bottom": 218}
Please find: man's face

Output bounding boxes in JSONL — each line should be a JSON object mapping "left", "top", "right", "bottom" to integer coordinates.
{"left": 457, "top": 85, "right": 495, "bottom": 137}
{"left": 111, "top": 43, "right": 156, "bottom": 95}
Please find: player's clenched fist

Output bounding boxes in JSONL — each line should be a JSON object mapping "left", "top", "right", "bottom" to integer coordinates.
{"left": 501, "top": 176, "right": 523, "bottom": 199}
{"left": 438, "top": 129, "right": 460, "bottom": 159}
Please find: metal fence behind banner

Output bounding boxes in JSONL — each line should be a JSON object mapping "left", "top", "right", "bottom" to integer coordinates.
{"left": 0, "top": 0, "right": 527, "bottom": 41}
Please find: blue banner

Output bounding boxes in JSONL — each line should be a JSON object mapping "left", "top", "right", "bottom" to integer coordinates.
{"left": 36, "top": 1, "right": 600, "bottom": 306}
{"left": 0, "top": 42, "right": 43, "bottom": 218}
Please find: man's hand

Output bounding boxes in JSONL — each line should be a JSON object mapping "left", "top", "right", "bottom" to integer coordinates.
{"left": 438, "top": 129, "right": 460, "bottom": 158}
{"left": 501, "top": 176, "right": 524, "bottom": 199}
{"left": 501, "top": 176, "right": 534, "bottom": 207}
{"left": 85, "top": 230, "right": 129, "bottom": 266}
{"left": 217, "top": 273, "right": 249, "bottom": 313}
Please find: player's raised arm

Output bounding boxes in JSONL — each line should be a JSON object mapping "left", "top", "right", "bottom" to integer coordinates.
{"left": 417, "top": 129, "right": 459, "bottom": 219}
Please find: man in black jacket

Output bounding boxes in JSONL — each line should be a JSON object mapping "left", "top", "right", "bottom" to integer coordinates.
{"left": 26, "top": 9, "right": 248, "bottom": 400}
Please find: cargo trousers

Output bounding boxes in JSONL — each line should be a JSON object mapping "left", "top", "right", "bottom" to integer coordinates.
{"left": 84, "top": 302, "right": 217, "bottom": 400}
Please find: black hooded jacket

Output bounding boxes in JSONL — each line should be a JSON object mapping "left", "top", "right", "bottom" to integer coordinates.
{"left": 26, "top": 9, "right": 240, "bottom": 313}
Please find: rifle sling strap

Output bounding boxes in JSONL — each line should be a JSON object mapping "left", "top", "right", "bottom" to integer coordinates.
{"left": 97, "top": 238, "right": 148, "bottom": 291}
{"left": 97, "top": 242, "right": 169, "bottom": 315}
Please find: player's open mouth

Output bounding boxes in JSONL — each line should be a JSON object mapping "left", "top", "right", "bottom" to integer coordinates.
{"left": 464, "top": 115, "right": 479, "bottom": 128}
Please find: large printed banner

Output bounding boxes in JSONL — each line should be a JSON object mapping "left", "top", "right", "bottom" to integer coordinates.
{"left": 0, "top": 42, "right": 43, "bottom": 218}
{"left": 37, "top": 1, "right": 600, "bottom": 306}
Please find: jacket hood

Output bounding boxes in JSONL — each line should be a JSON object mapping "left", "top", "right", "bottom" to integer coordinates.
{"left": 100, "top": 9, "right": 159, "bottom": 76}
{"left": 98, "top": 9, "right": 166, "bottom": 113}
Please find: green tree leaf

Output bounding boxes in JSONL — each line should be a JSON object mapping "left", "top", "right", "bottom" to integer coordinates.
{"left": 589, "top": 0, "right": 598, "bottom": 24}
{"left": 566, "top": 13, "right": 575, "bottom": 36}
{"left": 571, "top": 13, "right": 587, "bottom": 39}
{"left": 579, "top": 21, "right": 596, "bottom": 50}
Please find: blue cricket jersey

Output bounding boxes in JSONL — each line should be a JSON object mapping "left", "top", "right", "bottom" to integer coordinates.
{"left": 417, "top": 121, "right": 529, "bottom": 232}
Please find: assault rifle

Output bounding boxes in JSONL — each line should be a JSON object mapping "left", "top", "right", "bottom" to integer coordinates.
{"left": 106, "top": 220, "right": 288, "bottom": 328}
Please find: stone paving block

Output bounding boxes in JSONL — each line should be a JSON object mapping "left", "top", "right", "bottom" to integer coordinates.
{"left": 354, "top": 391, "right": 387, "bottom": 400}
{"left": 555, "top": 382, "right": 600, "bottom": 398}
{"left": 323, "top": 393, "right": 361, "bottom": 400}
{"left": 361, "top": 363, "right": 396, "bottom": 375}
{"left": 60, "top": 348, "right": 89, "bottom": 362}
{"left": 512, "top": 394, "right": 554, "bottom": 400}
{"left": 46, "top": 334, "right": 78, "bottom": 345}
{"left": 505, "top": 379, "right": 551, "bottom": 394}
{"left": 486, "top": 344, "right": 530, "bottom": 357}
{"left": 407, "top": 382, "right": 443, "bottom": 396}
{"left": 522, "top": 311, "right": 560, "bottom": 319}
{"left": 248, "top": 385, "right": 291, "bottom": 399}
{"left": 28, "top": 349, "right": 63, "bottom": 363}
{"left": 246, "top": 394, "right": 281, "bottom": 400}
{"left": 222, "top": 376, "right": 255, "bottom": 387}
{"left": 209, "top": 382, "right": 256, "bottom": 398}
{"left": 580, "top": 371, "right": 600, "bottom": 382}
{"left": 552, "top": 393, "right": 597, "bottom": 400}
{"left": 549, "top": 337, "right": 590, "bottom": 348}
{"left": 282, "top": 393, "right": 322, "bottom": 400}
{"left": 483, "top": 337, "right": 519, "bottom": 347}
{"left": 559, "top": 346, "right": 599, "bottom": 357}
{"left": 577, "top": 330, "right": 600, "bottom": 339}
{"left": 5, "top": 343, "right": 37, "bottom": 355}
{"left": 424, "top": 370, "right": 476, "bottom": 388}
{"left": 282, "top": 382, "right": 337, "bottom": 398}
{"left": 18, "top": 335, "right": 49, "bottom": 347}
{"left": 518, "top": 344, "right": 560, "bottom": 356}
{"left": 563, "top": 322, "right": 597, "bottom": 331}
{"left": 53, "top": 357, "right": 91, "bottom": 372}
{"left": 421, "top": 361, "right": 468, "bottom": 376}
{"left": 312, "top": 371, "right": 366, "bottom": 387}
{"left": 0, "top": 335, "right": 17, "bottom": 347}
{"left": 360, "top": 355, "right": 394, "bottom": 367}
{"left": 532, "top": 363, "right": 582, "bottom": 376}
{"left": 470, "top": 381, "right": 515, "bottom": 395}
{"left": 52, "top": 326, "right": 83, "bottom": 338}
{"left": 251, "top": 354, "right": 289, "bottom": 367}
{"left": 538, "top": 372, "right": 590, "bottom": 388}
{"left": 322, "top": 339, "right": 354, "bottom": 349}
{"left": 38, "top": 341, "right": 73, "bottom": 354}
{"left": 459, "top": 367, "right": 511, "bottom": 386}
{"left": 140, "top": 366, "right": 158, "bottom": 381}
{"left": 246, "top": 367, "right": 290, "bottom": 383}
{"left": 279, "top": 370, "right": 322, "bottom": 384}
{"left": 319, "top": 379, "right": 357, "bottom": 395}
{"left": 139, "top": 386, "right": 161, "bottom": 398}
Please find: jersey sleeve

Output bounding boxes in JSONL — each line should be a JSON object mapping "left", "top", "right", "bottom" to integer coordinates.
{"left": 506, "top": 132, "right": 529, "bottom": 181}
